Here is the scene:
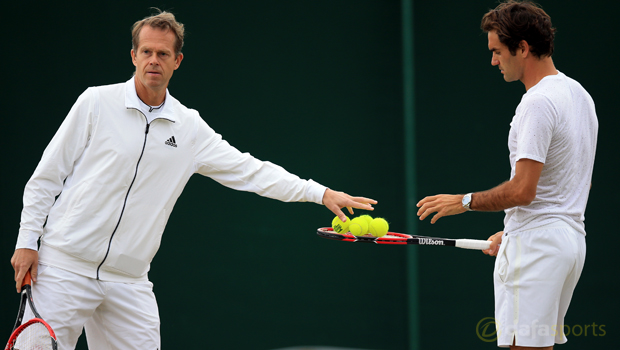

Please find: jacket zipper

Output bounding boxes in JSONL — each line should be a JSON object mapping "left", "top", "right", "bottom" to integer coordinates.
{"left": 96, "top": 110, "right": 150, "bottom": 280}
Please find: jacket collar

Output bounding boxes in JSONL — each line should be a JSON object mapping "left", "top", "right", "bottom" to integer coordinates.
{"left": 124, "top": 77, "right": 177, "bottom": 122}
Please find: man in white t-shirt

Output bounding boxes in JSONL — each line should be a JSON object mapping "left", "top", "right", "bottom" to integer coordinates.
{"left": 416, "top": 1, "right": 597, "bottom": 349}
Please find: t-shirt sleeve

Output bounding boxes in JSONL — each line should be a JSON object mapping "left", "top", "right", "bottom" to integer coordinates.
{"left": 515, "top": 93, "right": 557, "bottom": 164}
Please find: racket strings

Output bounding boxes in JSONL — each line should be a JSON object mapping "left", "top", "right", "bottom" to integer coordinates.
{"left": 12, "top": 322, "right": 54, "bottom": 350}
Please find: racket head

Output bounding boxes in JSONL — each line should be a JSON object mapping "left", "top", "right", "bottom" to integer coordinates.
{"left": 5, "top": 318, "right": 57, "bottom": 350}
{"left": 317, "top": 227, "right": 412, "bottom": 244}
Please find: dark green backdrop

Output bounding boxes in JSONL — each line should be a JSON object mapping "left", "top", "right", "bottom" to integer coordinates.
{"left": 1, "top": 1, "right": 617, "bottom": 349}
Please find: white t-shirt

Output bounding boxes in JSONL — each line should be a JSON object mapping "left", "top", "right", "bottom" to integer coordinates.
{"left": 504, "top": 71, "right": 598, "bottom": 235}
{"left": 137, "top": 97, "right": 165, "bottom": 124}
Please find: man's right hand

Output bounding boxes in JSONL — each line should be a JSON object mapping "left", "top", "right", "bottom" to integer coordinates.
{"left": 10, "top": 248, "right": 39, "bottom": 293}
{"left": 483, "top": 231, "right": 503, "bottom": 256}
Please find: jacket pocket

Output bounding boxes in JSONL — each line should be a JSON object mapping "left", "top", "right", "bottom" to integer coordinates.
{"left": 50, "top": 180, "right": 91, "bottom": 232}
{"left": 105, "top": 208, "right": 168, "bottom": 278}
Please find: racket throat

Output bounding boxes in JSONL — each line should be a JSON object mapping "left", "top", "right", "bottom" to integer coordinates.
{"left": 11, "top": 291, "right": 28, "bottom": 333}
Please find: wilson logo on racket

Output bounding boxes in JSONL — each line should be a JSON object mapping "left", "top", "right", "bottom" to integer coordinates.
{"left": 418, "top": 238, "right": 445, "bottom": 246}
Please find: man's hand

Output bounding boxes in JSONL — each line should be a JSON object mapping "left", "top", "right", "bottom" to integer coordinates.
{"left": 416, "top": 194, "right": 466, "bottom": 224}
{"left": 322, "top": 189, "right": 377, "bottom": 222}
{"left": 483, "top": 231, "right": 503, "bottom": 256}
{"left": 11, "top": 248, "right": 39, "bottom": 293}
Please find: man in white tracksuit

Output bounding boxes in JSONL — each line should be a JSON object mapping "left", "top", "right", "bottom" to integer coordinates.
{"left": 416, "top": 1, "right": 597, "bottom": 349}
{"left": 11, "top": 11, "right": 377, "bottom": 349}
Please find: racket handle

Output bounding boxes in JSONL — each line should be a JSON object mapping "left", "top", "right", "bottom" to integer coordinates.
{"left": 455, "top": 239, "right": 491, "bottom": 250}
{"left": 22, "top": 270, "right": 32, "bottom": 287}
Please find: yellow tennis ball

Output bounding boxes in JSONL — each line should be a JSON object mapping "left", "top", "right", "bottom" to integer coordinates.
{"left": 332, "top": 216, "right": 350, "bottom": 233}
{"left": 358, "top": 214, "right": 373, "bottom": 227}
{"left": 349, "top": 217, "right": 369, "bottom": 236}
{"left": 369, "top": 218, "right": 389, "bottom": 237}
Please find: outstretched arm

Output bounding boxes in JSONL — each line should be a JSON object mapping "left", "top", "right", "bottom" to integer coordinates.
{"left": 322, "top": 189, "right": 377, "bottom": 222}
{"left": 416, "top": 159, "right": 543, "bottom": 223}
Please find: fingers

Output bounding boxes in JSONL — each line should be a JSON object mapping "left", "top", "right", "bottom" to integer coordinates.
{"left": 416, "top": 194, "right": 465, "bottom": 224}
{"left": 11, "top": 249, "right": 39, "bottom": 293}
{"left": 350, "top": 196, "right": 378, "bottom": 205}
{"left": 13, "top": 265, "right": 30, "bottom": 293}
{"left": 323, "top": 189, "right": 377, "bottom": 221}
{"left": 345, "top": 196, "right": 377, "bottom": 212}
{"left": 417, "top": 207, "right": 443, "bottom": 223}
{"left": 482, "top": 245, "right": 499, "bottom": 256}
{"left": 416, "top": 195, "right": 443, "bottom": 222}
{"left": 31, "top": 264, "right": 38, "bottom": 284}
{"left": 329, "top": 201, "right": 372, "bottom": 222}
{"left": 418, "top": 206, "right": 444, "bottom": 224}
{"left": 482, "top": 235, "right": 494, "bottom": 255}
{"left": 430, "top": 212, "right": 443, "bottom": 224}
{"left": 483, "top": 231, "right": 503, "bottom": 256}
{"left": 333, "top": 208, "right": 346, "bottom": 222}
{"left": 333, "top": 197, "right": 375, "bottom": 213}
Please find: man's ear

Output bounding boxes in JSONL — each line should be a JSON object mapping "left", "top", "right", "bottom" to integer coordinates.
{"left": 519, "top": 40, "right": 530, "bottom": 58}
{"left": 131, "top": 49, "right": 137, "bottom": 67}
{"left": 174, "top": 53, "right": 184, "bottom": 70}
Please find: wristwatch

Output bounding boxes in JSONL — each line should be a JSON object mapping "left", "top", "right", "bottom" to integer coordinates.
{"left": 462, "top": 193, "right": 474, "bottom": 211}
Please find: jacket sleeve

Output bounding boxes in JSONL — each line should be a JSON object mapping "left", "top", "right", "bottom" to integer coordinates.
{"left": 191, "top": 113, "right": 327, "bottom": 204}
{"left": 17, "top": 88, "right": 97, "bottom": 250}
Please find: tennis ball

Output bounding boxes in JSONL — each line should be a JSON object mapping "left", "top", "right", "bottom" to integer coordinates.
{"left": 332, "top": 216, "right": 350, "bottom": 233}
{"left": 369, "top": 218, "right": 389, "bottom": 237}
{"left": 349, "top": 217, "right": 369, "bottom": 236}
{"left": 358, "top": 214, "right": 373, "bottom": 227}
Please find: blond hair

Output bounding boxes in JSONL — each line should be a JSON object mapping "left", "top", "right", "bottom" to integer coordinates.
{"left": 132, "top": 9, "right": 185, "bottom": 56}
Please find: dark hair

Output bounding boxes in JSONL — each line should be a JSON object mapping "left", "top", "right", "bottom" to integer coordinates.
{"left": 132, "top": 9, "right": 185, "bottom": 57}
{"left": 481, "top": 0, "right": 556, "bottom": 58}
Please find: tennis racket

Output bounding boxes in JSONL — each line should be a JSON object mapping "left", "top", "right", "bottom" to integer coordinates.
{"left": 5, "top": 271, "right": 57, "bottom": 350}
{"left": 317, "top": 227, "right": 491, "bottom": 250}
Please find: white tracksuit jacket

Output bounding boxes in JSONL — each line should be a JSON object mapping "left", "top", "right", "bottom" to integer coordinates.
{"left": 17, "top": 78, "right": 327, "bottom": 283}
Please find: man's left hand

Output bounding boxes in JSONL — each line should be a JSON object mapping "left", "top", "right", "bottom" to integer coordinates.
{"left": 323, "top": 189, "right": 377, "bottom": 222}
{"left": 416, "top": 194, "right": 466, "bottom": 224}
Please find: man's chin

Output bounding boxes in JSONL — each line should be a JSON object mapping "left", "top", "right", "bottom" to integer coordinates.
{"left": 503, "top": 75, "right": 516, "bottom": 83}
{"left": 144, "top": 78, "right": 167, "bottom": 89}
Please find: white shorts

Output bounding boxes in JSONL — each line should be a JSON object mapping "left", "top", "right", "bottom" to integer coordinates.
{"left": 493, "top": 221, "right": 586, "bottom": 347}
{"left": 23, "top": 264, "right": 160, "bottom": 350}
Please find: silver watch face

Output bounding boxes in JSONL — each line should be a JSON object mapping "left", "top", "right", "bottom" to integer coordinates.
{"left": 462, "top": 195, "right": 470, "bottom": 206}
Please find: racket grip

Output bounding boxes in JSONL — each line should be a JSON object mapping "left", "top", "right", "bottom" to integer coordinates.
{"left": 22, "top": 270, "right": 32, "bottom": 287}
{"left": 455, "top": 239, "right": 491, "bottom": 250}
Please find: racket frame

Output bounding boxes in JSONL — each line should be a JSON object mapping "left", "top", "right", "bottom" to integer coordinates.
{"left": 5, "top": 318, "right": 57, "bottom": 350}
{"left": 317, "top": 227, "right": 491, "bottom": 250}
{"left": 6, "top": 271, "right": 57, "bottom": 350}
